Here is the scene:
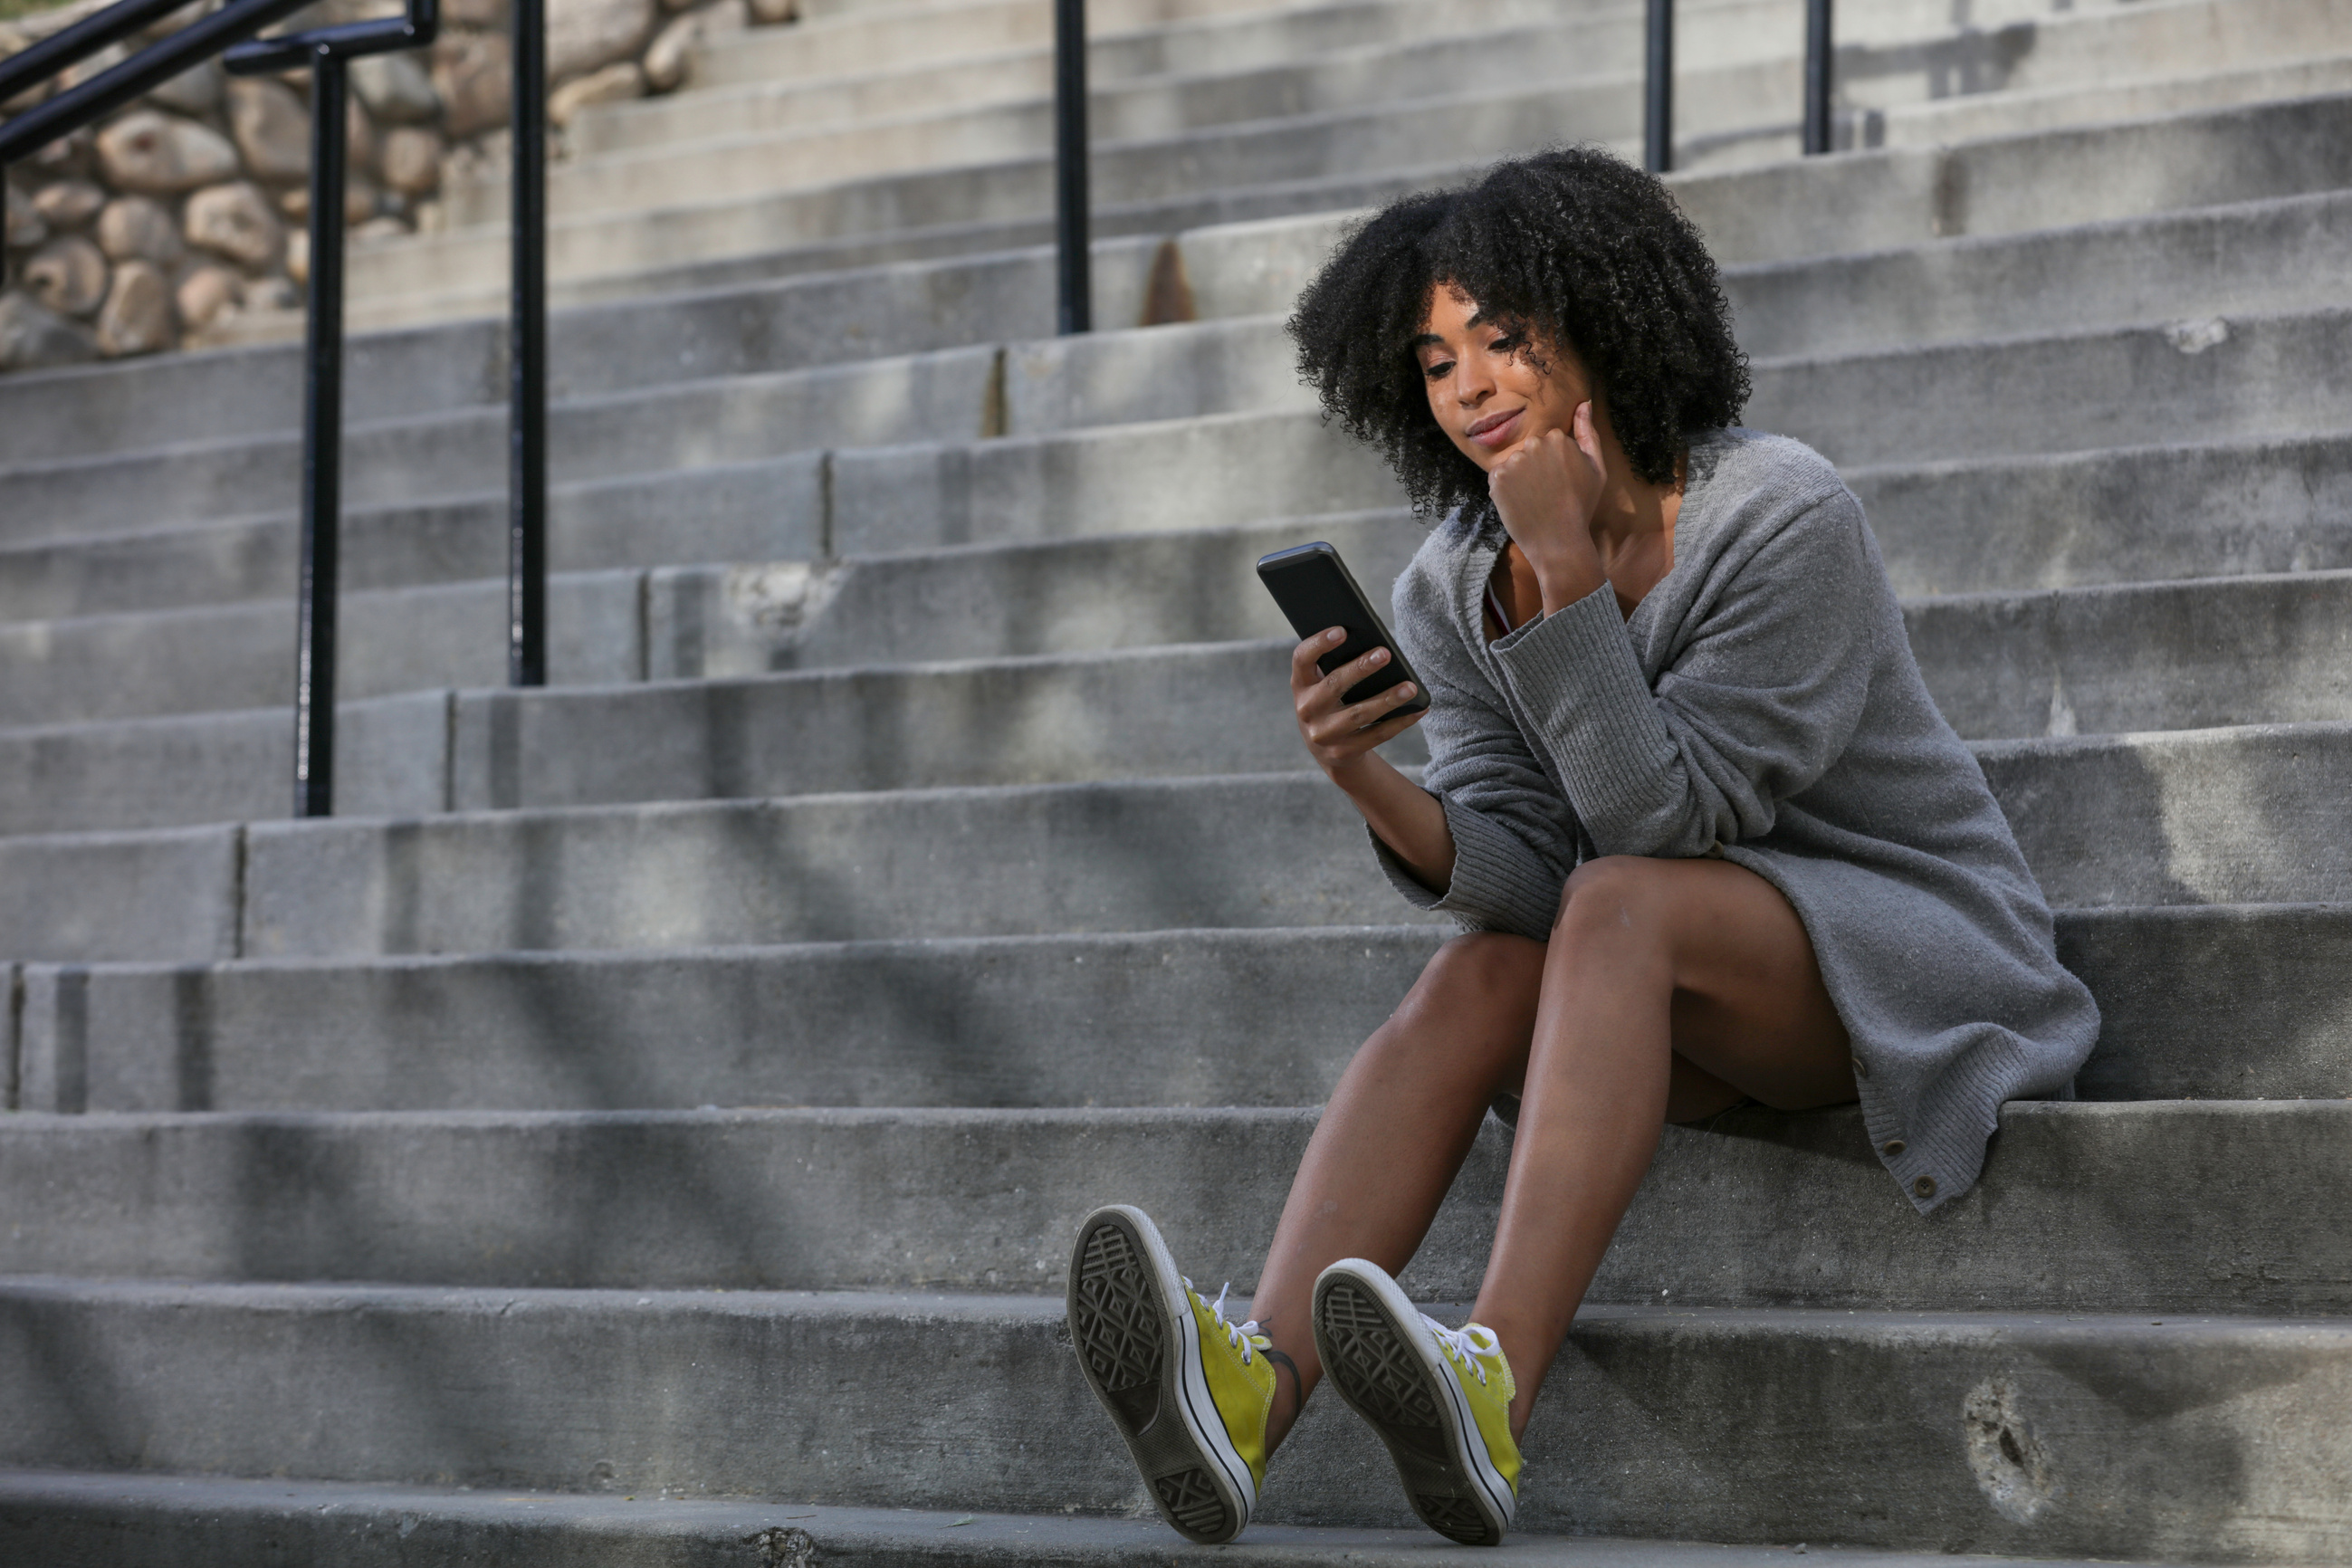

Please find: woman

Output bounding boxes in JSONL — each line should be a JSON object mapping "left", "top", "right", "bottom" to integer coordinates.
{"left": 1064, "top": 147, "right": 2099, "bottom": 1548}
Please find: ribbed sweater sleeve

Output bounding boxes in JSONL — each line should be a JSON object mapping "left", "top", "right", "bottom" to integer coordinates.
{"left": 1372, "top": 537, "right": 1582, "bottom": 940}
{"left": 1490, "top": 483, "right": 1880, "bottom": 860}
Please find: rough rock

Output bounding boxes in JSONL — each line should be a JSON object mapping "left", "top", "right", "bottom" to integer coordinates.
{"left": 351, "top": 52, "right": 440, "bottom": 122}
{"left": 95, "top": 196, "right": 184, "bottom": 266}
{"left": 744, "top": 0, "right": 796, "bottom": 26}
{"left": 5, "top": 184, "right": 44, "bottom": 251}
{"left": 549, "top": 0, "right": 658, "bottom": 81}
{"left": 643, "top": 0, "right": 743, "bottom": 91}
{"left": 352, "top": 214, "right": 410, "bottom": 240}
{"left": 379, "top": 126, "right": 445, "bottom": 196}
{"left": 31, "top": 180, "right": 106, "bottom": 229}
{"left": 94, "top": 259, "right": 173, "bottom": 356}
{"left": 175, "top": 263, "right": 243, "bottom": 332}
{"left": 26, "top": 126, "right": 93, "bottom": 177}
{"left": 245, "top": 275, "right": 301, "bottom": 312}
{"left": 184, "top": 181, "right": 282, "bottom": 267}
{"left": 285, "top": 226, "right": 307, "bottom": 285}
{"left": 444, "top": 0, "right": 509, "bottom": 27}
{"left": 549, "top": 60, "right": 643, "bottom": 126}
{"left": 96, "top": 111, "right": 240, "bottom": 196}
{"left": 58, "top": 40, "right": 126, "bottom": 91}
{"left": 22, "top": 234, "right": 109, "bottom": 318}
{"left": 348, "top": 96, "right": 379, "bottom": 173}
{"left": 432, "top": 30, "right": 512, "bottom": 139}
{"left": 227, "top": 78, "right": 312, "bottom": 183}
{"left": 148, "top": 58, "right": 224, "bottom": 115}
{"left": 276, "top": 178, "right": 382, "bottom": 225}
{"left": 0, "top": 290, "right": 96, "bottom": 370}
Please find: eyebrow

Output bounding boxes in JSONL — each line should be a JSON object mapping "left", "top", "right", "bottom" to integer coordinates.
{"left": 1409, "top": 311, "right": 1504, "bottom": 350}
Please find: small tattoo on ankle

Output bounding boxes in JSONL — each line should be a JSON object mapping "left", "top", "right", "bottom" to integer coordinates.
{"left": 1263, "top": 1347, "right": 1305, "bottom": 1411}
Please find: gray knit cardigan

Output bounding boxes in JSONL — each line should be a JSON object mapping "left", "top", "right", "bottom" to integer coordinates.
{"left": 1373, "top": 427, "right": 2099, "bottom": 1213}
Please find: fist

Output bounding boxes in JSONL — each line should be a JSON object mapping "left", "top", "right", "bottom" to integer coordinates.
{"left": 1487, "top": 403, "right": 1606, "bottom": 560}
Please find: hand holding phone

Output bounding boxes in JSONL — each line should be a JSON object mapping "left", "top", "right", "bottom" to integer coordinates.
{"left": 1257, "top": 542, "right": 1429, "bottom": 766}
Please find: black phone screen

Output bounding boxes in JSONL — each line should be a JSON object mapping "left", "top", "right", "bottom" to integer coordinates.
{"left": 1255, "top": 541, "right": 1429, "bottom": 714}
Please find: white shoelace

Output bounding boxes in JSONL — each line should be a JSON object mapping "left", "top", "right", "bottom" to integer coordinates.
{"left": 1188, "top": 1277, "right": 1271, "bottom": 1364}
{"left": 1421, "top": 1314, "right": 1504, "bottom": 1386}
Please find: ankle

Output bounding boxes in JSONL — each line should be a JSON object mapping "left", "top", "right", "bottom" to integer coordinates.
{"left": 1262, "top": 1353, "right": 1309, "bottom": 1453}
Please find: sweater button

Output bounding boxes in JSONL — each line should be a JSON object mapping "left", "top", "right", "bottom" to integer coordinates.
{"left": 1913, "top": 1175, "right": 1936, "bottom": 1200}
{"left": 1851, "top": 1056, "right": 1869, "bottom": 1080}
{"left": 1882, "top": 1140, "right": 1906, "bottom": 1157}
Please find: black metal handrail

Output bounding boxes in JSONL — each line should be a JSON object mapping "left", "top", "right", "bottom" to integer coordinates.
{"left": 510, "top": 0, "right": 548, "bottom": 686}
{"left": 1046, "top": 0, "right": 1836, "bottom": 296}
{"left": 1051, "top": 0, "right": 1088, "bottom": 333}
{"left": 0, "top": 0, "right": 320, "bottom": 161}
{"left": 2, "top": 0, "right": 549, "bottom": 817}
{"left": 1802, "top": 0, "right": 1834, "bottom": 157}
{"left": 1645, "top": 0, "right": 1837, "bottom": 172}
{"left": 224, "top": 0, "right": 439, "bottom": 816}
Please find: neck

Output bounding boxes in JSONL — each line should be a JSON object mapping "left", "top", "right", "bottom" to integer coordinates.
{"left": 1591, "top": 464, "right": 1681, "bottom": 553}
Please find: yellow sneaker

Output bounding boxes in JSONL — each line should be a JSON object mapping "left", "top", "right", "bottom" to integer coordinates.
{"left": 1311, "top": 1257, "right": 1522, "bottom": 1545}
{"left": 1066, "top": 1204, "right": 1276, "bottom": 1544}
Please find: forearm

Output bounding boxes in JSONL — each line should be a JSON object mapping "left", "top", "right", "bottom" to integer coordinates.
{"left": 1328, "top": 753, "right": 1455, "bottom": 893}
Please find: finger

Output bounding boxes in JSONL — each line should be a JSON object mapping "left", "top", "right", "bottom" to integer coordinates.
{"left": 1323, "top": 644, "right": 1391, "bottom": 693}
{"left": 1328, "top": 678, "right": 1420, "bottom": 736}
{"left": 1290, "top": 626, "right": 1346, "bottom": 689}
{"left": 1572, "top": 401, "right": 1606, "bottom": 471}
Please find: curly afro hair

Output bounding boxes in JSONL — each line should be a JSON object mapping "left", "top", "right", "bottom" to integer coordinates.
{"left": 1288, "top": 146, "right": 1748, "bottom": 515}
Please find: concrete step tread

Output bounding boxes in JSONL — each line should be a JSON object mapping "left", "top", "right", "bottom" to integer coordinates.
{"left": 3, "top": 724, "right": 2351, "bottom": 965}
{"left": 12, "top": 291, "right": 2349, "bottom": 564}
{"left": 12, "top": 906, "right": 2336, "bottom": 1114}
{"left": 2, "top": 1099, "right": 2347, "bottom": 1308}
{"left": 315, "top": 81, "right": 2352, "bottom": 324}
{"left": 7, "top": 558, "right": 2352, "bottom": 841}
{"left": 5, "top": 1276, "right": 2338, "bottom": 1554}
{"left": 12, "top": 87, "right": 2349, "bottom": 454}
{"left": 0, "top": 1470, "right": 2163, "bottom": 1568}
{"left": 518, "top": 0, "right": 2333, "bottom": 199}
{"left": 16, "top": 199, "right": 2352, "bottom": 498}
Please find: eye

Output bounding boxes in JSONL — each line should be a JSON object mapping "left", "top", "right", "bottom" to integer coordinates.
{"left": 1489, "top": 332, "right": 1522, "bottom": 354}
{"left": 1421, "top": 358, "right": 1455, "bottom": 382}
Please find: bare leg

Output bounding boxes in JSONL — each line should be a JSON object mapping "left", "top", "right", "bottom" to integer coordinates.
{"left": 1474, "top": 855, "right": 1853, "bottom": 1437}
{"left": 1250, "top": 931, "right": 1545, "bottom": 1450}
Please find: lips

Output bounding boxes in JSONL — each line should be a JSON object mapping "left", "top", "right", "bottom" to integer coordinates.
{"left": 1465, "top": 407, "right": 1523, "bottom": 448}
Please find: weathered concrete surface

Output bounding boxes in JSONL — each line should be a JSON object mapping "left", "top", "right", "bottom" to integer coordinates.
{"left": 14, "top": 905, "right": 2351, "bottom": 1115}
{"left": 0, "top": 827, "right": 241, "bottom": 967}
{"left": 4, "top": 720, "right": 2348, "bottom": 961}
{"left": 0, "top": 455, "right": 824, "bottom": 625}
{"left": 0, "top": 1103, "right": 2347, "bottom": 1315}
{"left": 1, "top": 1279, "right": 2346, "bottom": 1561}
{"left": 0, "top": 1471, "right": 2155, "bottom": 1568}
{"left": 20, "top": 559, "right": 2352, "bottom": 835}
{"left": 0, "top": 570, "right": 645, "bottom": 727}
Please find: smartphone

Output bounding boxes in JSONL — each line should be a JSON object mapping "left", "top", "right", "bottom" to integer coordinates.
{"left": 1255, "top": 541, "right": 1430, "bottom": 717}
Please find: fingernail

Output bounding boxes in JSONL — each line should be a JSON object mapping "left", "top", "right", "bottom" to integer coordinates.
{"left": 1399, "top": 684, "right": 1417, "bottom": 698}
{"left": 1369, "top": 648, "right": 1386, "bottom": 664}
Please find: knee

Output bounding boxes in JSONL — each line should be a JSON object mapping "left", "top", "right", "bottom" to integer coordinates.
{"left": 1400, "top": 932, "right": 1544, "bottom": 1020}
{"left": 1554, "top": 856, "right": 1676, "bottom": 951}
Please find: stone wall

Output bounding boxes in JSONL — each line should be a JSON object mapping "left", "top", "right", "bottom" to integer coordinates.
{"left": 0, "top": 0, "right": 790, "bottom": 371}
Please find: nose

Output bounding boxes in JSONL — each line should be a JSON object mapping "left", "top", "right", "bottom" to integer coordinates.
{"left": 1452, "top": 353, "right": 1496, "bottom": 406}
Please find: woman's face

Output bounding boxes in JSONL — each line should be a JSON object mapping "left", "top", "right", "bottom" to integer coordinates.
{"left": 1412, "top": 284, "right": 1592, "bottom": 473}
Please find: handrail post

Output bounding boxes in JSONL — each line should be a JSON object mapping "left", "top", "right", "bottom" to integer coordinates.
{"left": 1052, "top": 0, "right": 1089, "bottom": 333}
{"left": 292, "top": 45, "right": 349, "bottom": 817}
{"left": 1802, "top": 0, "right": 1834, "bottom": 155}
{"left": 508, "top": 0, "right": 549, "bottom": 685}
{"left": 1643, "top": 0, "right": 1672, "bottom": 174}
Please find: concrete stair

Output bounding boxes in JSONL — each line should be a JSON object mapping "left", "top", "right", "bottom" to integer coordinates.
{"left": 5, "top": 0, "right": 2352, "bottom": 1560}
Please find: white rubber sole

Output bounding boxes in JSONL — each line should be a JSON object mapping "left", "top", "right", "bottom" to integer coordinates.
{"left": 1066, "top": 1204, "right": 1257, "bottom": 1544}
{"left": 1311, "top": 1257, "right": 1515, "bottom": 1546}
